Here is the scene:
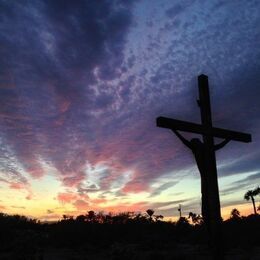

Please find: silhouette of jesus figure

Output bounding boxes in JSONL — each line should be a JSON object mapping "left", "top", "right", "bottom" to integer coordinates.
{"left": 172, "top": 129, "right": 230, "bottom": 224}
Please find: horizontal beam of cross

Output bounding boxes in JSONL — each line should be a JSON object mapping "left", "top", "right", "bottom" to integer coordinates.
{"left": 157, "top": 117, "right": 252, "bottom": 143}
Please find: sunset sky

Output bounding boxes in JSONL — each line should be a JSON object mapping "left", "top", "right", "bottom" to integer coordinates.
{"left": 0, "top": 0, "right": 259, "bottom": 221}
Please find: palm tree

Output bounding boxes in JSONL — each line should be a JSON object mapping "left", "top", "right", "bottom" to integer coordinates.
{"left": 244, "top": 187, "right": 260, "bottom": 215}
{"left": 188, "top": 212, "right": 203, "bottom": 224}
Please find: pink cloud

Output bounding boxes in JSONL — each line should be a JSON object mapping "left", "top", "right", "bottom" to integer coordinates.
{"left": 57, "top": 192, "right": 79, "bottom": 204}
{"left": 104, "top": 201, "right": 148, "bottom": 213}
{"left": 73, "top": 199, "right": 89, "bottom": 210}
{"left": 92, "top": 198, "right": 107, "bottom": 204}
{"left": 57, "top": 191, "right": 89, "bottom": 208}
{"left": 0, "top": 175, "right": 33, "bottom": 200}
{"left": 8, "top": 182, "right": 33, "bottom": 200}
{"left": 62, "top": 172, "right": 86, "bottom": 187}
{"left": 9, "top": 182, "right": 24, "bottom": 190}
{"left": 26, "top": 166, "right": 45, "bottom": 179}
{"left": 122, "top": 177, "right": 150, "bottom": 193}
{"left": 26, "top": 193, "right": 33, "bottom": 200}
{"left": 0, "top": 205, "right": 6, "bottom": 211}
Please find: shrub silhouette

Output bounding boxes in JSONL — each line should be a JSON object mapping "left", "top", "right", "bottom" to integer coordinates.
{"left": 230, "top": 208, "right": 241, "bottom": 220}
{"left": 146, "top": 209, "right": 154, "bottom": 222}
{"left": 188, "top": 212, "right": 203, "bottom": 224}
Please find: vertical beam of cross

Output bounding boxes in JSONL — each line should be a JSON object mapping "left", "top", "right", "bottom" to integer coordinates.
{"left": 198, "top": 75, "right": 222, "bottom": 251}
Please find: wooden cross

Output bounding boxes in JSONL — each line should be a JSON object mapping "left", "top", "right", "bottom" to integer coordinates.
{"left": 156, "top": 74, "right": 251, "bottom": 255}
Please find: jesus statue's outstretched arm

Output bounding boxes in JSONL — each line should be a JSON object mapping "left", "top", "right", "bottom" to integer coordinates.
{"left": 214, "top": 139, "right": 230, "bottom": 151}
{"left": 171, "top": 129, "right": 192, "bottom": 149}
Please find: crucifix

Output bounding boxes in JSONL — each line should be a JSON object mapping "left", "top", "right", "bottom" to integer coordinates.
{"left": 156, "top": 74, "right": 251, "bottom": 256}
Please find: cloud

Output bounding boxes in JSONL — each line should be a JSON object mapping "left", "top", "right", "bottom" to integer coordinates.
{"left": 233, "top": 172, "right": 260, "bottom": 185}
{"left": 77, "top": 183, "right": 99, "bottom": 194}
{"left": 0, "top": 0, "right": 136, "bottom": 189}
{"left": 0, "top": 153, "right": 33, "bottom": 199}
{"left": 220, "top": 183, "right": 249, "bottom": 196}
{"left": 220, "top": 172, "right": 260, "bottom": 196}
{"left": 57, "top": 191, "right": 89, "bottom": 211}
{"left": 149, "top": 181, "right": 179, "bottom": 197}
{"left": 221, "top": 199, "right": 247, "bottom": 208}
{"left": 57, "top": 192, "right": 80, "bottom": 204}
{"left": 40, "top": 213, "right": 62, "bottom": 221}
{"left": 11, "top": 206, "right": 26, "bottom": 209}
{"left": 165, "top": 3, "right": 188, "bottom": 18}
{"left": 73, "top": 199, "right": 89, "bottom": 210}
{"left": 0, "top": 0, "right": 259, "bottom": 217}
{"left": 149, "top": 199, "right": 190, "bottom": 210}
{"left": 0, "top": 206, "right": 6, "bottom": 211}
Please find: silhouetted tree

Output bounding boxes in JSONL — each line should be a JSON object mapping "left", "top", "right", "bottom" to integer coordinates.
{"left": 103, "top": 212, "right": 113, "bottom": 224}
{"left": 87, "top": 210, "right": 96, "bottom": 223}
{"left": 146, "top": 209, "right": 154, "bottom": 222}
{"left": 76, "top": 214, "right": 86, "bottom": 222}
{"left": 188, "top": 212, "right": 203, "bottom": 224}
{"left": 230, "top": 208, "right": 241, "bottom": 220}
{"left": 154, "top": 214, "right": 164, "bottom": 222}
{"left": 176, "top": 216, "right": 190, "bottom": 226}
{"left": 133, "top": 213, "right": 147, "bottom": 223}
{"left": 244, "top": 187, "right": 260, "bottom": 214}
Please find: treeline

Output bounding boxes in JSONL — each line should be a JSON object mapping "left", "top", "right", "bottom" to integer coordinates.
{"left": 0, "top": 210, "right": 259, "bottom": 259}
{"left": 61, "top": 209, "right": 164, "bottom": 224}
